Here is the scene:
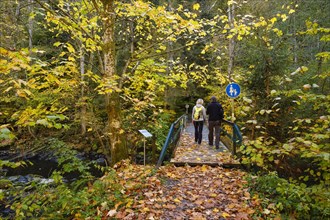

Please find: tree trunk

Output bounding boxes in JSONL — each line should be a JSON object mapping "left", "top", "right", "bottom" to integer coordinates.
{"left": 165, "top": 0, "right": 174, "bottom": 108}
{"left": 292, "top": 0, "right": 298, "bottom": 64}
{"left": 101, "top": 0, "right": 128, "bottom": 165}
{"left": 227, "top": 3, "right": 235, "bottom": 82}
{"left": 28, "top": 0, "right": 33, "bottom": 52}
{"left": 80, "top": 45, "right": 87, "bottom": 135}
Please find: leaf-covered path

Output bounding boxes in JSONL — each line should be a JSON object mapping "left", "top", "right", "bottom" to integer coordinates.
{"left": 141, "top": 166, "right": 255, "bottom": 219}
{"left": 171, "top": 129, "right": 240, "bottom": 166}
{"left": 107, "top": 129, "right": 262, "bottom": 219}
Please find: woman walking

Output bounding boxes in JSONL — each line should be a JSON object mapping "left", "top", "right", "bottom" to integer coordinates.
{"left": 192, "top": 98, "right": 207, "bottom": 145}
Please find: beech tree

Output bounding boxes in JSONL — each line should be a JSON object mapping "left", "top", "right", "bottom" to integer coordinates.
{"left": 10, "top": 0, "right": 206, "bottom": 165}
{"left": 98, "top": 0, "right": 128, "bottom": 164}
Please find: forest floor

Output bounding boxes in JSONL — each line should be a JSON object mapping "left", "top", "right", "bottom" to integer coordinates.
{"left": 102, "top": 128, "right": 272, "bottom": 220}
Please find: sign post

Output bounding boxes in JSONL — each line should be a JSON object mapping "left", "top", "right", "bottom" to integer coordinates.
{"left": 185, "top": 104, "right": 189, "bottom": 115}
{"left": 225, "top": 83, "right": 241, "bottom": 122}
{"left": 138, "top": 129, "right": 152, "bottom": 165}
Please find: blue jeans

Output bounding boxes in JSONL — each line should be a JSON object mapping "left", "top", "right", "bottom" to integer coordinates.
{"left": 208, "top": 120, "right": 221, "bottom": 148}
{"left": 193, "top": 121, "right": 204, "bottom": 144}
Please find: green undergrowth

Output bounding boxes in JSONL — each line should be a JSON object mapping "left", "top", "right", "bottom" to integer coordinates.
{"left": 247, "top": 172, "right": 329, "bottom": 219}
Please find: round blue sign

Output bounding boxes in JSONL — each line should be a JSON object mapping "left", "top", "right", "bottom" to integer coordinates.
{"left": 226, "top": 83, "right": 241, "bottom": 98}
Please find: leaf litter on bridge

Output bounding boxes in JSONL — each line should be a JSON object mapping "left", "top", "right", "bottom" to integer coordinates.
{"left": 171, "top": 133, "right": 240, "bottom": 166}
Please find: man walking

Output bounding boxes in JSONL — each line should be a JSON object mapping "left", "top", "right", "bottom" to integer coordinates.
{"left": 206, "top": 96, "right": 224, "bottom": 149}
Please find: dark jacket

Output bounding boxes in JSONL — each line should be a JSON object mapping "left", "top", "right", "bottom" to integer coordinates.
{"left": 206, "top": 101, "right": 224, "bottom": 121}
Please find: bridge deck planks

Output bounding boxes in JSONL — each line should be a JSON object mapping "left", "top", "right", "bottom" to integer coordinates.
{"left": 170, "top": 132, "right": 240, "bottom": 167}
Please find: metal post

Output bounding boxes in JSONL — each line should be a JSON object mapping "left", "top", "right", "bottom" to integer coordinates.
{"left": 231, "top": 99, "right": 235, "bottom": 122}
{"left": 232, "top": 125, "right": 236, "bottom": 155}
{"left": 143, "top": 138, "right": 146, "bottom": 166}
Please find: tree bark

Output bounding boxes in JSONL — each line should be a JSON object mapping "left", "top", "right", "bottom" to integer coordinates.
{"left": 79, "top": 45, "right": 87, "bottom": 135}
{"left": 227, "top": 3, "right": 235, "bottom": 82}
{"left": 101, "top": 0, "right": 128, "bottom": 165}
{"left": 292, "top": 0, "right": 298, "bottom": 64}
{"left": 165, "top": 0, "right": 174, "bottom": 108}
{"left": 28, "top": 0, "right": 34, "bottom": 52}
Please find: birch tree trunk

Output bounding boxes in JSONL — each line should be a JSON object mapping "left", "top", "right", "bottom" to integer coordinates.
{"left": 28, "top": 0, "right": 33, "bottom": 52}
{"left": 227, "top": 3, "right": 235, "bottom": 82}
{"left": 165, "top": 0, "right": 174, "bottom": 107}
{"left": 101, "top": 0, "right": 128, "bottom": 165}
{"left": 79, "top": 45, "right": 87, "bottom": 135}
{"left": 292, "top": 0, "right": 298, "bottom": 64}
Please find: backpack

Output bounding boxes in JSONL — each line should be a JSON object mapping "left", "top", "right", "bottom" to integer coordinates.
{"left": 193, "top": 106, "right": 203, "bottom": 120}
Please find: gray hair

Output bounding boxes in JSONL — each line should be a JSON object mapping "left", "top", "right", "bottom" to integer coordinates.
{"left": 196, "top": 98, "right": 204, "bottom": 105}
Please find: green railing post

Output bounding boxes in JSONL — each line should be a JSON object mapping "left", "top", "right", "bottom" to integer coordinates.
{"left": 156, "top": 114, "right": 186, "bottom": 168}
{"left": 156, "top": 123, "right": 174, "bottom": 168}
{"left": 221, "top": 119, "right": 242, "bottom": 156}
{"left": 232, "top": 125, "right": 236, "bottom": 155}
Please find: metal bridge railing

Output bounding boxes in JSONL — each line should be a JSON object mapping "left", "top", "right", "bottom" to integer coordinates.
{"left": 220, "top": 119, "right": 243, "bottom": 155}
{"left": 156, "top": 114, "right": 187, "bottom": 168}
{"left": 156, "top": 116, "right": 242, "bottom": 167}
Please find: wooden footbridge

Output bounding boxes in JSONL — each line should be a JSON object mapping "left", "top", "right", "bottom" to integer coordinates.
{"left": 156, "top": 115, "right": 242, "bottom": 168}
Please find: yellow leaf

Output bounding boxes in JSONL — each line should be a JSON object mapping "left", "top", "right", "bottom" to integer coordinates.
{"left": 159, "top": 45, "right": 166, "bottom": 51}
{"left": 193, "top": 3, "right": 200, "bottom": 10}
{"left": 53, "top": 42, "right": 62, "bottom": 47}
{"left": 301, "top": 66, "right": 308, "bottom": 72}
{"left": 227, "top": 34, "right": 233, "bottom": 39}
{"left": 210, "top": 193, "right": 217, "bottom": 198}
{"left": 228, "top": 0, "right": 236, "bottom": 6}
{"left": 289, "top": 9, "right": 295, "bottom": 14}
{"left": 68, "top": 56, "right": 75, "bottom": 61}
{"left": 222, "top": 212, "right": 230, "bottom": 218}
{"left": 201, "top": 165, "right": 208, "bottom": 172}
{"left": 281, "top": 14, "right": 288, "bottom": 21}
{"left": 16, "top": 90, "right": 27, "bottom": 98}
{"left": 270, "top": 17, "right": 277, "bottom": 24}
{"left": 142, "top": 207, "right": 150, "bottom": 212}
{"left": 66, "top": 43, "right": 75, "bottom": 53}
{"left": 173, "top": 198, "right": 181, "bottom": 203}
{"left": 126, "top": 200, "right": 133, "bottom": 208}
